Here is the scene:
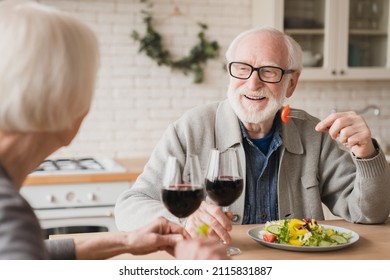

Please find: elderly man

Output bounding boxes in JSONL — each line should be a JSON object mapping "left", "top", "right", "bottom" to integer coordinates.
{"left": 115, "top": 27, "right": 390, "bottom": 244}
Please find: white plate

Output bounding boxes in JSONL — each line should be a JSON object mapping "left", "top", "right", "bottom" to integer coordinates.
{"left": 247, "top": 224, "right": 359, "bottom": 252}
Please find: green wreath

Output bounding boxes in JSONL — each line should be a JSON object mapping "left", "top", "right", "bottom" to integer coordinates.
{"left": 131, "top": 0, "right": 220, "bottom": 83}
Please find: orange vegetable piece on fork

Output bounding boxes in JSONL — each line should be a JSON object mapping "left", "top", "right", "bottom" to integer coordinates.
{"left": 281, "top": 104, "right": 290, "bottom": 123}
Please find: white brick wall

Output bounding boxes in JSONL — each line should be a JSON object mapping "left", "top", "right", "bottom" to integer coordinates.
{"left": 35, "top": 0, "right": 389, "bottom": 159}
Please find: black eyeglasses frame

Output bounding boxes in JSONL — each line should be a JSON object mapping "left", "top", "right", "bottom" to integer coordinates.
{"left": 228, "top": 62, "right": 295, "bottom": 84}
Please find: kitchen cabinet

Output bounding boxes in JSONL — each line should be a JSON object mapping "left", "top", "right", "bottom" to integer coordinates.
{"left": 252, "top": 0, "right": 390, "bottom": 81}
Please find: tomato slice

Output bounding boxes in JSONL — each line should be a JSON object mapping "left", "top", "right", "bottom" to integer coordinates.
{"left": 281, "top": 104, "right": 290, "bottom": 123}
{"left": 263, "top": 233, "right": 277, "bottom": 243}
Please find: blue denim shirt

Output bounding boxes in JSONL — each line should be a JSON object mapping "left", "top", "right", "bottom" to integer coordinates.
{"left": 240, "top": 117, "right": 283, "bottom": 224}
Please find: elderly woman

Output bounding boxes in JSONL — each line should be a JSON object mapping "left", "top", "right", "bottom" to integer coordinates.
{"left": 0, "top": 0, "right": 228, "bottom": 260}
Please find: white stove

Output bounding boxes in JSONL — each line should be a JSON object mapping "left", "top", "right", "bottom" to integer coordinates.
{"left": 21, "top": 157, "right": 131, "bottom": 238}
{"left": 31, "top": 157, "right": 126, "bottom": 175}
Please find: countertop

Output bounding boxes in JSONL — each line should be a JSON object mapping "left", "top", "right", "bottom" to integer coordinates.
{"left": 22, "top": 158, "right": 148, "bottom": 186}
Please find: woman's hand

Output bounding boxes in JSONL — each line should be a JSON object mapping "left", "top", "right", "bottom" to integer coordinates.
{"left": 126, "top": 216, "right": 190, "bottom": 255}
{"left": 74, "top": 216, "right": 189, "bottom": 259}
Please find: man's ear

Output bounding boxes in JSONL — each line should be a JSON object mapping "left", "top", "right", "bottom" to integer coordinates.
{"left": 285, "top": 71, "right": 300, "bottom": 98}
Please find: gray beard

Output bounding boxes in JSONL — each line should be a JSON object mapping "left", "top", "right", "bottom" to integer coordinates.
{"left": 227, "top": 85, "right": 286, "bottom": 124}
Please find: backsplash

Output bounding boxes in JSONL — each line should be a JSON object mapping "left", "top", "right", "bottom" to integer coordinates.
{"left": 36, "top": 0, "right": 389, "bottom": 158}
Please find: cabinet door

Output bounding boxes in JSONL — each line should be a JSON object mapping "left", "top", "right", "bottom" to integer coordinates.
{"left": 252, "top": 0, "right": 390, "bottom": 80}
{"left": 284, "top": 0, "right": 333, "bottom": 80}
{"left": 252, "top": 0, "right": 336, "bottom": 80}
{"left": 337, "top": 0, "right": 390, "bottom": 80}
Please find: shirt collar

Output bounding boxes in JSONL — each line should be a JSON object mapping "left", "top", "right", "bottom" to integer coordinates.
{"left": 241, "top": 107, "right": 305, "bottom": 156}
{"left": 215, "top": 101, "right": 304, "bottom": 155}
{"left": 238, "top": 112, "right": 281, "bottom": 141}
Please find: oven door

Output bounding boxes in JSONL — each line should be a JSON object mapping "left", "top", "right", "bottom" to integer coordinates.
{"left": 34, "top": 206, "right": 118, "bottom": 239}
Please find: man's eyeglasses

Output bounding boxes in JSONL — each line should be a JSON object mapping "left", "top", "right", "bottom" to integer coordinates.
{"left": 228, "top": 62, "right": 295, "bottom": 83}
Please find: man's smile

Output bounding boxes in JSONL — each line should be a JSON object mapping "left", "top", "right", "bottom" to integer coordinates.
{"left": 244, "top": 95, "right": 267, "bottom": 101}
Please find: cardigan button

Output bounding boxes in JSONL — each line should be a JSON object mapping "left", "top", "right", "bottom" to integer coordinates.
{"left": 232, "top": 214, "right": 240, "bottom": 223}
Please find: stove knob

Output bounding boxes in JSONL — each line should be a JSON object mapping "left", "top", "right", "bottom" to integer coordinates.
{"left": 66, "top": 192, "right": 75, "bottom": 201}
{"left": 87, "top": 192, "right": 96, "bottom": 202}
{"left": 46, "top": 194, "right": 55, "bottom": 203}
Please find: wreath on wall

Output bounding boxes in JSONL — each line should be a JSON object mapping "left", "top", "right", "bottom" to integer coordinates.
{"left": 131, "top": 0, "right": 220, "bottom": 83}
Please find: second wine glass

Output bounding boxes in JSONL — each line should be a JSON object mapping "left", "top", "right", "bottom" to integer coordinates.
{"left": 205, "top": 147, "right": 244, "bottom": 256}
{"left": 161, "top": 155, "right": 204, "bottom": 223}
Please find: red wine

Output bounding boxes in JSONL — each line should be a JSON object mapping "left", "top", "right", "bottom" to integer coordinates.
{"left": 205, "top": 177, "right": 243, "bottom": 206}
{"left": 161, "top": 185, "right": 204, "bottom": 218}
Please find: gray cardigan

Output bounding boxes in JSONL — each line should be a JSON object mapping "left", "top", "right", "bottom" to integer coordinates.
{"left": 115, "top": 100, "right": 390, "bottom": 230}
{"left": 0, "top": 166, "right": 75, "bottom": 259}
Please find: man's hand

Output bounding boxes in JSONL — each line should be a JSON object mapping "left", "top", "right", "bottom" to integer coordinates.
{"left": 185, "top": 201, "right": 233, "bottom": 244}
{"left": 315, "top": 111, "right": 376, "bottom": 158}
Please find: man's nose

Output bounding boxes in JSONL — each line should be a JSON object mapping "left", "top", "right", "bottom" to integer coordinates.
{"left": 246, "top": 71, "right": 264, "bottom": 91}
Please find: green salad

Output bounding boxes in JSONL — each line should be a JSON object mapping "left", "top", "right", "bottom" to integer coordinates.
{"left": 260, "top": 218, "right": 353, "bottom": 247}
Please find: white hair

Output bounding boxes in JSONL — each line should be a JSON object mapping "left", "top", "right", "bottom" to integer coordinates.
{"left": 0, "top": 0, "right": 100, "bottom": 132}
{"left": 225, "top": 26, "right": 302, "bottom": 71}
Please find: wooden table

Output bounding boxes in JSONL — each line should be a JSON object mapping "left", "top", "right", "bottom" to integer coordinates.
{"left": 52, "top": 218, "right": 390, "bottom": 260}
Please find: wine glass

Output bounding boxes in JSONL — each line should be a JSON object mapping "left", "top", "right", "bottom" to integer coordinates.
{"left": 161, "top": 155, "right": 204, "bottom": 224}
{"left": 205, "top": 147, "right": 244, "bottom": 256}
